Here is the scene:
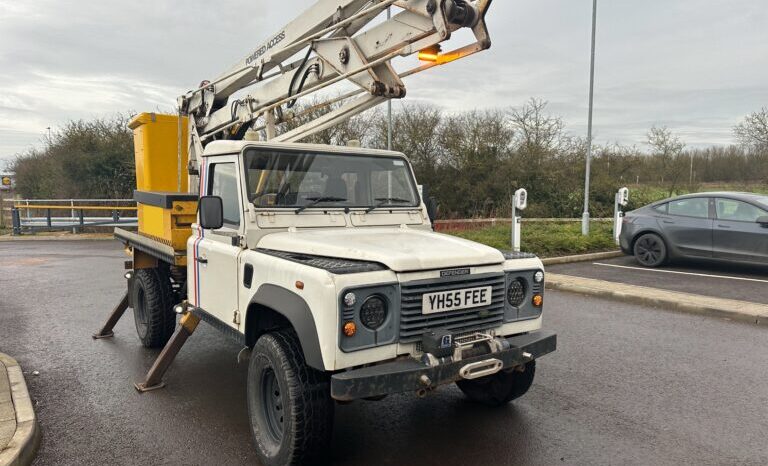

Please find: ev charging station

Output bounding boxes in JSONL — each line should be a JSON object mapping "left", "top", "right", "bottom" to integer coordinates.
{"left": 613, "top": 187, "right": 629, "bottom": 245}
{"left": 511, "top": 188, "right": 528, "bottom": 252}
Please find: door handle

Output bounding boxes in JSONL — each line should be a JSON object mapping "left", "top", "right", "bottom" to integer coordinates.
{"left": 196, "top": 257, "right": 208, "bottom": 264}
{"left": 662, "top": 220, "right": 674, "bottom": 224}
{"left": 717, "top": 224, "right": 731, "bottom": 229}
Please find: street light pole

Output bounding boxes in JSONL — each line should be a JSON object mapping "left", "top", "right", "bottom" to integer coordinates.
{"left": 581, "top": 0, "right": 598, "bottom": 236}
{"left": 386, "top": 6, "right": 393, "bottom": 150}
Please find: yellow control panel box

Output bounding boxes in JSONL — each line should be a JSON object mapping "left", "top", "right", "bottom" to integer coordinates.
{"left": 129, "top": 112, "right": 189, "bottom": 193}
{"left": 129, "top": 112, "right": 196, "bottom": 260}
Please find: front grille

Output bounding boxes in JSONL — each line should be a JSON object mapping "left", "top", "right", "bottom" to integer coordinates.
{"left": 399, "top": 273, "right": 506, "bottom": 343}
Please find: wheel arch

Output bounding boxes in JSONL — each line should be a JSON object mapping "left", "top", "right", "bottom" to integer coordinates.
{"left": 245, "top": 284, "right": 325, "bottom": 370}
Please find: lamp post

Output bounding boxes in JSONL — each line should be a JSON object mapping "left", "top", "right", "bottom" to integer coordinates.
{"left": 387, "top": 6, "right": 393, "bottom": 150}
{"left": 581, "top": 0, "right": 598, "bottom": 236}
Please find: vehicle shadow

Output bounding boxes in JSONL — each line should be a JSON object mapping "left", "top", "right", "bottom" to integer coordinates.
{"left": 664, "top": 257, "right": 768, "bottom": 277}
{"left": 332, "top": 389, "right": 540, "bottom": 465}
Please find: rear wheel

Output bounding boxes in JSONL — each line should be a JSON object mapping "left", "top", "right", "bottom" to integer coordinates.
{"left": 247, "top": 330, "right": 334, "bottom": 466}
{"left": 456, "top": 361, "right": 536, "bottom": 407}
{"left": 633, "top": 233, "right": 667, "bottom": 267}
{"left": 131, "top": 268, "right": 175, "bottom": 348}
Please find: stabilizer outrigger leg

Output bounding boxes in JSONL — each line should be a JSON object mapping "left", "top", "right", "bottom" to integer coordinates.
{"left": 134, "top": 311, "right": 201, "bottom": 393}
{"left": 92, "top": 292, "right": 129, "bottom": 339}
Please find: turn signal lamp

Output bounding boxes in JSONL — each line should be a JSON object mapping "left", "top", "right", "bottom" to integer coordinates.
{"left": 418, "top": 45, "right": 442, "bottom": 62}
{"left": 532, "top": 294, "right": 543, "bottom": 307}
{"left": 343, "top": 321, "right": 357, "bottom": 337}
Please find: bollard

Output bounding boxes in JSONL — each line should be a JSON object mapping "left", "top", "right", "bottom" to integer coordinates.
{"left": 11, "top": 207, "right": 21, "bottom": 235}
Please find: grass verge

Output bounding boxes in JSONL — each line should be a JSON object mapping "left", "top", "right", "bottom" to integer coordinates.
{"left": 448, "top": 221, "right": 617, "bottom": 257}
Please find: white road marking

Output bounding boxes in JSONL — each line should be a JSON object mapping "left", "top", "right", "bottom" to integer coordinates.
{"left": 593, "top": 262, "right": 768, "bottom": 284}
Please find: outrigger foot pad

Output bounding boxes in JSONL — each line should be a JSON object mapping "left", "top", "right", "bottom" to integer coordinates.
{"left": 92, "top": 331, "right": 115, "bottom": 340}
{"left": 134, "top": 382, "right": 166, "bottom": 393}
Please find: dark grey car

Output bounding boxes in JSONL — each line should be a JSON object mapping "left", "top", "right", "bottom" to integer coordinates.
{"left": 619, "top": 192, "right": 768, "bottom": 267}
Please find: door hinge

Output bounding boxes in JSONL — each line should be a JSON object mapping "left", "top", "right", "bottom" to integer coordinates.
{"left": 233, "top": 310, "right": 241, "bottom": 326}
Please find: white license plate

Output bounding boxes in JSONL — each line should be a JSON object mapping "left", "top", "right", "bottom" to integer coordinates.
{"left": 422, "top": 286, "right": 493, "bottom": 314}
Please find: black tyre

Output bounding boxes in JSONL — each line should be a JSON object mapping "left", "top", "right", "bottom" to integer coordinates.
{"left": 247, "top": 331, "right": 334, "bottom": 466}
{"left": 131, "top": 268, "right": 175, "bottom": 348}
{"left": 456, "top": 361, "right": 536, "bottom": 407}
{"left": 633, "top": 233, "right": 667, "bottom": 267}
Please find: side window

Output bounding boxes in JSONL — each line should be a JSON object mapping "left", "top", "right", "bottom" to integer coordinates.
{"left": 667, "top": 198, "right": 709, "bottom": 219}
{"left": 716, "top": 198, "right": 767, "bottom": 222}
{"left": 652, "top": 203, "right": 668, "bottom": 214}
{"left": 209, "top": 163, "right": 241, "bottom": 227}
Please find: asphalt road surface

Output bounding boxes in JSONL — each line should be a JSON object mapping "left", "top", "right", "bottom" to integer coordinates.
{"left": 549, "top": 255, "right": 768, "bottom": 304}
{"left": 1, "top": 241, "right": 767, "bottom": 465}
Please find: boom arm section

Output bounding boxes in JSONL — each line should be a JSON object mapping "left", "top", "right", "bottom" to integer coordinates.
{"left": 178, "top": 0, "right": 493, "bottom": 183}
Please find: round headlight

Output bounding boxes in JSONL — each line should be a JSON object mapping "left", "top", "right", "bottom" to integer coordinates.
{"left": 343, "top": 292, "right": 357, "bottom": 307}
{"left": 507, "top": 278, "right": 526, "bottom": 307}
{"left": 534, "top": 271, "right": 544, "bottom": 283}
{"left": 360, "top": 295, "right": 387, "bottom": 330}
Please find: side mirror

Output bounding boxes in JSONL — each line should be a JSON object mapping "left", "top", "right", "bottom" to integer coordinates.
{"left": 757, "top": 216, "right": 768, "bottom": 227}
{"left": 199, "top": 196, "right": 224, "bottom": 230}
{"left": 420, "top": 184, "right": 438, "bottom": 225}
{"left": 426, "top": 197, "right": 438, "bottom": 224}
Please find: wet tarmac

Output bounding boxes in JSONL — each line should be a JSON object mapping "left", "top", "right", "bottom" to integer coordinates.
{"left": 1, "top": 240, "right": 767, "bottom": 465}
{"left": 549, "top": 254, "right": 768, "bottom": 304}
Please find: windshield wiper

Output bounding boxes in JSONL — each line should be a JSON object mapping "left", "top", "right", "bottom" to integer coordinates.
{"left": 295, "top": 196, "right": 347, "bottom": 214}
{"left": 365, "top": 197, "right": 413, "bottom": 213}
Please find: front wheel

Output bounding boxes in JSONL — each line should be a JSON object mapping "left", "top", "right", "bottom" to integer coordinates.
{"left": 633, "top": 233, "right": 667, "bottom": 267}
{"left": 456, "top": 361, "right": 536, "bottom": 407}
{"left": 247, "top": 331, "right": 334, "bottom": 466}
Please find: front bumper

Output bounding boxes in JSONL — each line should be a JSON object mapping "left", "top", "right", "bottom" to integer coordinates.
{"left": 330, "top": 331, "right": 557, "bottom": 401}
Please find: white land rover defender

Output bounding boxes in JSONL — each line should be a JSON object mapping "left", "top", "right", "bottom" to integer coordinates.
{"left": 95, "top": 1, "right": 557, "bottom": 463}
{"left": 184, "top": 140, "right": 556, "bottom": 464}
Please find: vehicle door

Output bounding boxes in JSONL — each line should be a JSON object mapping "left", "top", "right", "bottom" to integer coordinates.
{"left": 713, "top": 198, "right": 768, "bottom": 263}
{"left": 658, "top": 197, "right": 713, "bottom": 257}
{"left": 191, "top": 157, "right": 243, "bottom": 329}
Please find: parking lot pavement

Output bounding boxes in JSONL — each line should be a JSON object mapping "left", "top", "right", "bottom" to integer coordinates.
{"left": 2, "top": 240, "right": 768, "bottom": 465}
{"left": 547, "top": 254, "right": 768, "bottom": 304}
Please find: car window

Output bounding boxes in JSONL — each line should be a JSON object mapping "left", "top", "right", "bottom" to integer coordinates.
{"left": 716, "top": 198, "right": 767, "bottom": 222}
{"left": 652, "top": 203, "right": 668, "bottom": 214}
{"left": 209, "top": 163, "right": 241, "bottom": 227}
{"left": 667, "top": 198, "right": 709, "bottom": 219}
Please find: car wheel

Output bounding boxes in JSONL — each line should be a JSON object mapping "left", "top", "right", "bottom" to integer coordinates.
{"left": 247, "top": 330, "right": 334, "bottom": 466}
{"left": 633, "top": 233, "right": 667, "bottom": 267}
{"left": 131, "top": 268, "right": 175, "bottom": 348}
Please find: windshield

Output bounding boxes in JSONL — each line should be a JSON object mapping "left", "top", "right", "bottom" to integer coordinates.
{"left": 243, "top": 148, "right": 420, "bottom": 209}
{"left": 749, "top": 195, "right": 768, "bottom": 209}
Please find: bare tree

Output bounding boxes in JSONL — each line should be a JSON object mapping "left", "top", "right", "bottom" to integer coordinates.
{"left": 734, "top": 107, "right": 768, "bottom": 151}
{"left": 508, "top": 98, "right": 565, "bottom": 165}
{"left": 647, "top": 126, "right": 685, "bottom": 196}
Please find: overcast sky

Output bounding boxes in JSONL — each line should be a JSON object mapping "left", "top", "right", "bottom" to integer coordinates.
{"left": 1, "top": 0, "right": 766, "bottom": 166}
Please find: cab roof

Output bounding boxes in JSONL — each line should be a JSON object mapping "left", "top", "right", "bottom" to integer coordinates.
{"left": 202, "top": 140, "right": 408, "bottom": 160}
